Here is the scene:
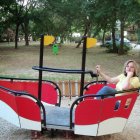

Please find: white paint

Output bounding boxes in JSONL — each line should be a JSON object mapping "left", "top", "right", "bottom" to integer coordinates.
{"left": 42, "top": 101, "right": 55, "bottom": 106}
{"left": 74, "top": 124, "right": 98, "bottom": 136}
{"left": 0, "top": 100, "right": 20, "bottom": 127}
{"left": 97, "top": 117, "right": 127, "bottom": 136}
{"left": 19, "top": 116, "right": 41, "bottom": 131}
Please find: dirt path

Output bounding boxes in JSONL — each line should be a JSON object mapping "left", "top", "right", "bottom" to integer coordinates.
{"left": 0, "top": 96, "right": 140, "bottom": 140}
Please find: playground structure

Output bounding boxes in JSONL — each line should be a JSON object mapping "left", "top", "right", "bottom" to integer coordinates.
{"left": 0, "top": 35, "right": 139, "bottom": 137}
{"left": 52, "top": 44, "right": 59, "bottom": 55}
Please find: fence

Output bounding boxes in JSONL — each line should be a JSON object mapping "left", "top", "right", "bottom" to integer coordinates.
{"left": 56, "top": 80, "right": 91, "bottom": 97}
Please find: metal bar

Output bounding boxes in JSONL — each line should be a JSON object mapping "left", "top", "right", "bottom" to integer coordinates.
{"left": 80, "top": 36, "right": 87, "bottom": 97}
{"left": 32, "top": 66, "right": 97, "bottom": 78}
{"left": 38, "top": 34, "right": 44, "bottom": 100}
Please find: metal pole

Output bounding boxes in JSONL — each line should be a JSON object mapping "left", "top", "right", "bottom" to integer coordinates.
{"left": 80, "top": 36, "right": 87, "bottom": 97}
{"left": 38, "top": 34, "right": 44, "bottom": 100}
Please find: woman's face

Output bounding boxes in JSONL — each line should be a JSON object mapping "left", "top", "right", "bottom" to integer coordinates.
{"left": 125, "top": 62, "right": 135, "bottom": 74}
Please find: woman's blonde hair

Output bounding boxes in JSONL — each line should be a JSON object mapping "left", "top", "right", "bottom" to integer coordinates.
{"left": 123, "top": 60, "right": 139, "bottom": 77}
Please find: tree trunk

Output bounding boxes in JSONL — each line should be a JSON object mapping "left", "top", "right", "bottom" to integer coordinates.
{"left": 112, "top": 24, "right": 118, "bottom": 53}
{"left": 22, "top": 21, "right": 29, "bottom": 46}
{"left": 15, "top": 24, "right": 19, "bottom": 49}
{"left": 76, "top": 22, "right": 90, "bottom": 48}
{"left": 102, "top": 29, "right": 106, "bottom": 47}
{"left": 137, "top": 21, "right": 140, "bottom": 44}
{"left": 118, "top": 20, "right": 125, "bottom": 55}
{"left": 24, "top": 21, "right": 29, "bottom": 46}
{"left": 60, "top": 34, "right": 64, "bottom": 44}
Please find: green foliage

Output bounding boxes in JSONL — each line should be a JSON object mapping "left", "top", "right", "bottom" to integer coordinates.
{"left": 105, "top": 42, "right": 132, "bottom": 53}
{"left": 0, "top": 0, "right": 140, "bottom": 51}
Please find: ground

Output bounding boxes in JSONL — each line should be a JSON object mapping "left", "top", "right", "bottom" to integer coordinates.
{"left": 0, "top": 41, "right": 140, "bottom": 140}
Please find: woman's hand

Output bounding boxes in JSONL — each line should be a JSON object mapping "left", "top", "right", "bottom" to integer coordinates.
{"left": 127, "top": 71, "right": 134, "bottom": 78}
{"left": 122, "top": 71, "right": 134, "bottom": 90}
{"left": 96, "top": 65, "right": 101, "bottom": 74}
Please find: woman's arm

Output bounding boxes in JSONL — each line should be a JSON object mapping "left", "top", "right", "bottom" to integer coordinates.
{"left": 96, "top": 65, "right": 119, "bottom": 84}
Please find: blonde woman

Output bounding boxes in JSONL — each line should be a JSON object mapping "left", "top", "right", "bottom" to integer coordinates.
{"left": 96, "top": 60, "right": 140, "bottom": 98}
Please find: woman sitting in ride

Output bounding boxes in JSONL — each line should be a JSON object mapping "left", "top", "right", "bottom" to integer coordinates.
{"left": 95, "top": 60, "right": 140, "bottom": 98}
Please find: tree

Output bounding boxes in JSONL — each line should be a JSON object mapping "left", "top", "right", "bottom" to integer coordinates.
{"left": 1, "top": 0, "right": 25, "bottom": 48}
{"left": 0, "top": 0, "right": 15, "bottom": 41}
{"left": 114, "top": 0, "right": 140, "bottom": 54}
{"left": 93, "top": 0, "right": 118, "bottom": 52}
{"left": 1, "top": 0, "right": 140, "bottom": 52}
{"left": 21, "top": 0, "right": 38, "bottom": 46}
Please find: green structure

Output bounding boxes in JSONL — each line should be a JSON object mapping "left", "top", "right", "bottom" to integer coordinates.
{"left": 52, "top": 44, "right": 59, "bottom": 55}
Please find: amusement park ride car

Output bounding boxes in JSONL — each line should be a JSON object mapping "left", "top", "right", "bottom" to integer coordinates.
{"left": 0, "top": 35, "right": 139, "bottom": 137}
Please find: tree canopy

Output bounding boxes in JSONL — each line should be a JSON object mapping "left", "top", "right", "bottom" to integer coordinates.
{"left": 0, "top": 0, "right": 140, "bottom": 54}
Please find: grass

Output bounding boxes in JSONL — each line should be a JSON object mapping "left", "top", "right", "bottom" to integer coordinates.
{"left": 0, "top": 41, "right": 140, "bottom": 82}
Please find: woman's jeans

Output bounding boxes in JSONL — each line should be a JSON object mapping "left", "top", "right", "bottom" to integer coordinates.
{"left": 96, "top": 86, "right": 116, "bottom": 99}
{"left": 96, "top": 86, "right": 120, "bottom": 109}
